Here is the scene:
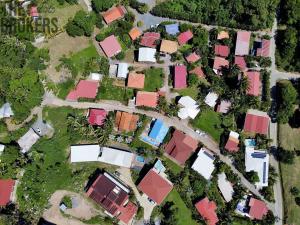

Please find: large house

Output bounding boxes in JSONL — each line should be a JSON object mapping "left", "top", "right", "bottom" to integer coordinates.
{"left": 140, "top": 119, "right": 169, "bottom": 147}
{"left": 195, "top": 197, "right": 219, "bottom": 225}
{"left": 86, "top": 172, "right": 137, "bottom": 225}
{"left": 192, "top": 148, "right": 215, "bottom": 180}
{"left": 174, "top": 65, "right": 187, "bottom": 89}
{"left": 0, "top": 179, "right": 15, "bottom": 206}
{"left": 102, "top": 6, "right": 127, "bottom": 24}
{"left": 243, "top": 109, "right": 270, "bottom": 135}
{"left": 235, "top": 31, "right": 251, "bottom": 56}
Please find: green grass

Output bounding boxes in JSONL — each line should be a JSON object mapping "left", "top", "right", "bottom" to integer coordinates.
{"left": 176, "top": 86, "right": 199, "bottom": 99}
{"left": 191, "top": 108, "right": 223, "bottom": 142}
{"left": 232, "top": 217, "right": 252, "bottom": 225}
{"left": 57, "top": 79, "right": 75, "bottom": 99}
{"left": 162, "top": 156, "right": 183, "bottom": 175}
{"left": 144, "top": 68, "right": 164, "bottom": 92}
{"left": 97, "top": 77, "right": 134, "bottom": 103}
{"left": 82, "top": 215, "right": 113, "bottom": 224}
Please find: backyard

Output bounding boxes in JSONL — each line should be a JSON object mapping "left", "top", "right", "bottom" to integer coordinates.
{"left": 144, "top": 68, "right": 164, "bottom": 92}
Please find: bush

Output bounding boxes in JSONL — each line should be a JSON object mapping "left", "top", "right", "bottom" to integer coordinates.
{"left": 277, "top": 148, "right": 295, "bottom": 164}
{"left": 290, "top": 187, "right": 300, "bottom": 196}
{"left": 115, "top": 52, "right": 125, "bottom": 60}
{"left": 91, "top": 0, "right": 114, "bottom": 13}
{"left": 295, "top": 197, "right": 300, "bottom": 206}
{"left": 61, "top": 196, "right": 72, "bottom": 208}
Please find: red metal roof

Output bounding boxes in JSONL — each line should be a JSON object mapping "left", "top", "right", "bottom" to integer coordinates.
{"left": 214, "top": 45, "right": 229, "bottom": 57}
{"left": 99, "top": 35, "right": 122, "bottom": 58}
{"left": 235, "top": 31, "right": 251, "bottom": 56}
{"left": 225, "top": 138, "right": 239, "bottom": 152}
{"left": 117, "top": 201, "right": 138, "bottom": 224}
{"left": 164, "top": 130, "right": 198, "bottom": 165}
{"left": 246, "top": 71, "right": 261, "bottom": 96}
{"left": 66, "top": 80, "right": 99, "bottom": 101}
{"left": 234, "top": 56, "right": 247, "bottom": 70}
{"left": 185, "top": 52, "right": 200, "bottom": 63}
{"left": 88, "top": 109, "right": 107, "bottom": 126}
{"left": 0, "top": 179, "right": 15, "bottom": 206}
{"left": 213, "top": 57, "right": 229, "bottom": 71}
{"left": 140, "top": 32, "right": 160, "bottom": 48}
{"left": 189, "top": 66, "right": 205, "bottom": 78}
{"left": 138, "top": 169, "right": 173, "bottom": 205}
{"left": 244, "top": 111, "right": 269, "bottom": 135}
{"left": 249, "top": 198, "right": 268, "bottom": 220}
{"left": 256, "top": 39, "right": 270, "bottom": 57}
{"left": 174, "top": 65, "right": 187, "bottom": 89}
{"left": 136, "top": 91, "right": 159, "bottom": 108}
{"left": 177, "top": 30, "right": 193, "bottom": 45}
{"left": 102, "top": 6, "right": 126, "bottom": 24}
{"left": 195, "top": 197, "right": 219, "bottom": 225}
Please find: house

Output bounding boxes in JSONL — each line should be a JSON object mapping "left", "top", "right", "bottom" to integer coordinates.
{"left": 0, "top": 103, "right": 14, "bottom": 119}
{"left": 164, "top": 130, "right": 198, "bottom": 165}
{"left": 217, "top": 31, "right": 229, "bottom": 40}
{"left": 189, "top": 66, "right": 206, "bottom": 79}
{"left": 140, "top": 119, "right": 169, "bottom": 147}
{"left": 191, "top": 148, "right": 215, "bottom": 180}
{"left": 256, "top": 39, "right": 270, "bottom": 57}
{"left": 177, "top": 96, "right": 200, "bottom": 120}
{"left": 102, "top": 5, "right": 127, "bottom": 24}
{"left": 138, "top": 168, "right": 173, "bottom": 205}
{"left": 218, "top": 173, "right": 234, "bottom": 202}
{"left": 17, "top": 128, "right": 40, "bottom": 153}
{"left": 138, "top": 47, "right": 156, "bottom": 63}
{"left": 129, "top": 27, "right": 142, "bottom": 41}
{"left": 88, "top": 109, "right": 107, "bottom": 126}
{"left": 117, "top": 63, "right": 129, "bottom": 79}
{"left": 234, "top": 56, "right": 247, "bottom": 70}
{"left": 71, "top": 145, "right": 135, "bottom": 168}
{"left": 204, "top": 92, "right": 218, "bottom": 108}
{"left": 245, "top": 147, "right": 269, "bottom": 187}
{"left": 109, "top": 64, "right": 118, "bottom": 77}
{"left": 216, "top": 100, "right": 231, "bottom": 114}
{"left": 185, "top": 52, "right": 200, "bottom": 63}
{"left": 115, "top": 111, "right": 139, "bottom": 132}
{"left": 160, "top": 40, "right": 178, "bottom": 54}
{"left": 0, "top": 179, "right": 15, "bottom": 206}
{"left": 135, "top": 91, "right": 159, "bottom": 108}
{"left": 248, "top": 197, "right": 269, "bottom": 220}
{"left": 177, "top": 30, "right": 193, "bottom": 45}
{"left": 165, "top": 23, "right": 179, "bottom": 35}
{"left": 89, "top": 73, "right": 103, "bottom": 81}
{"left": 174, "top": 65, "right": 187, "bottom": 89}
{"left": 214, "top": 45, "right": 229, "bottom": 57}
{"left": 195, "top": 197, "right": 219, "bottom": 225}
{"left": 86, "top": 172, "right": 137, "bottom": 224}
{"left": 244, "top": 109, "right": 270, "bottom": 135}
{"left": 127, "top": 72, "right": 145, "bottom": 89}
{"left": 99, "top": 35, "right": 122, "bottom": 58}
{"left": 235, "top": 31, "right": 251, "bottom": 56}
{"left": 140, "top": 32, "right": 160, "bottom": 48}
{"left": 225, "top": 131, "right": 240, "bottom": 153}
{"left": 246, "top": 71, "right": 261, "bottom": 96}
{"left": 66, "top": 80, "right": 99, "bottom": 101}
{"left": 213, "top": 57, "right": 229, "bottom": 72}
{"left": 0, "top": 144, "right": 4, "bottom": 155}
{"left": 30, "top": 6, "right": 38, "bottom": 18}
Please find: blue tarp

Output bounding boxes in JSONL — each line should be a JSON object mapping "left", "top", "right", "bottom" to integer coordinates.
{"left": 165, "top": 24, "right": 179, "bottom": 35}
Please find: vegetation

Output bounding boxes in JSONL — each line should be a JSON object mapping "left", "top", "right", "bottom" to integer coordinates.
{"left": 143, "top": 68, "right": 164, "bottom": 92}
{"left": 129, "top": 0, "right": 149, "bottom": 14}
{"left": 66, "top": 10, "right": 96, "bottom": 37}
{"left": 91, "top": 0, "right": 115, "bottom": 13}
{"left": 61, "top": 195, "right": 72, "bottom": 208}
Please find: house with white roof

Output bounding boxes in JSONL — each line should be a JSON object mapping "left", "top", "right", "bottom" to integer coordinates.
{"left": 70, "top": 145, "right": 135, "bottom": 168}
{"left": 191, "top": 148, "right": 215, "bottom": 180}
{"left": 138, "top": 47, "right": 156, "bottom": 63}
{"left": 177, "top": 96, "right": 200, "bottom": 119}
{"left": 117, "top": 63, "right": 129, "bottom": 79}
{"left": 204, "top": 92, "right": 218, "bottom": 108}
{"left": 0, "top": 144, "right": 5, "bottom": 155}
{"left": 17, "top": 129, "right": 40, "bottom": 153}
{"left": 217, "top": 172, "right": 234, "bottom": 202}
{"left": 109, "top": 64, "right": 118, "bottom": 77}
{"left": 245, "top": 147, "right": 269, "bottom": 187}
{"left": 0, "top": 103, "right": 14, "bottom": 119}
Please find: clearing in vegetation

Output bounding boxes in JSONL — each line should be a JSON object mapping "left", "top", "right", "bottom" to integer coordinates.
{"left": 144, "top": 68, "right": 164, "bottom": 92}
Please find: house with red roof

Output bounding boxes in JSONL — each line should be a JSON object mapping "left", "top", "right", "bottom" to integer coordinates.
{"left": 99, "top": 35, "right": 122, "bottom": 58}
{"left": 140, "top": 32, "right": 160, "bottom": 48}
{"left": 164, "top": 130, "right": 198, "bottom": 165}
{"left": 88, "top": 109, "right": 107, "bottom": 126}
{"left": 102, "top": 6, "right": 127, "bottom": 24}
{"left": 234, "top": 56, "right": 247, "bottom": 70}
{"left": 246, "top": 71, "right": 261, "bottom": 96}
{"left": 174, "top": 65, "right": 187, "bottom": 89}
{"left": 244, "top": 109, "right": 270, "bottom": 135}
{"left": 189, "top": 66, "right": 206, "bottom": 79}
{"left": 235, "top": 31, "right": 251, "bottom": 56}
{"left": 0, "top": 179, "right": 15, "bottom": 206}
{"left": 115, "top": 111, "right": 139, "bottom": 132}
{"left": 177, "top": 30, "right": 193, "bottom": 45}
{"left": 185, "top": 52, "right": 200, "bottom": 63}
{"left": 256, "top": 39, "right": 270, "bottom": 57}
{"left": 225, "top": 131, "right": 240, "bottom": 152}
{"left": 87, "top": 172, "right": 137, "bottom": 224}
{"left": 66, "top": 80, "right": 99, "bottom": 101}
{"left": 248, "top": 197, "right": 268, "bottom": 220}
{"left": 138, "top": 168, "right": 173, "bottom": 205}
{"left": 135, "top": 91, "right": 159, "bottom": 108}
{"left": 195, "top": 197, "right": 219, "bottom": 225}
{"left": 213, "top": 57, "right": 229, "bottom": 73}
{"left": 127, "top": 72, "right": 145, "bottom": 89}
{"left": 215, "top": 45, "right": 229, "bottom": 57}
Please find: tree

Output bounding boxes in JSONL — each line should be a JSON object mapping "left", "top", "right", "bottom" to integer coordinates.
{"left": 277, "top": 147, "right": 295, "bottom": 164}
{"left": 115, "top": 52, "right": 125, "bottom": 60}
{"left": 246, "top": 171, "right": 260, "bottom": 183}
{"left": 91, "top": 0, "right": 114, "bottom": 13}
{"left": 290, "top": 187, "right": 300, "bottom": 196}
{"left": 66, "top": 11, "right": 96, "bottom": 37}
{"left": 295, "top": 197, "right": 300, "bottom": 206}
{"left": 188, "top": 74, "right": 199, "bottom": 86}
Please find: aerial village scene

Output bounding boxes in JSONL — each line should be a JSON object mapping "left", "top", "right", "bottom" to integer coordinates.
{"left": 0, "top": 0, "right": 300, "bottom": 225}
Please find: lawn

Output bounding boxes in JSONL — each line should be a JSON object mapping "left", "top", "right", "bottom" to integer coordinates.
{"left": 279, "top": 123, "right": 300, "bottom": 225}
{"left": 176, "top": 86, "right": 199, "bottom": 99}
{"left": 191, "top": 108, "right": 223, "bottom": 142}
{"left": 56, "top": 79, "right": 75, "bottom": 99}
{"left": 144, "top": 68, "right": 164, "bottom": 92}
{"left": 162, "top": 156, "right": 183, "bottom": 175}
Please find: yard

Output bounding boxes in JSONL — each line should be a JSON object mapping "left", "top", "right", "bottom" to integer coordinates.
{"left": 191, "top": 108, "right": 223, "bottom": 142}
{"left": 176, "top": 86, "right": 199, "bottom": 99}
{"left": 279, "top": 123, "right": 300, "bottom": 225}
{"left": 144, "top": 68, "right": 164, "bottom": 92}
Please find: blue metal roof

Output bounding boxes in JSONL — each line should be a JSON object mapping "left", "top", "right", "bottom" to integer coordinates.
{"left": 165, "top": 24, "right": 179, "bottom": 35}
{"left": 149, "top": 119, "right": 169, "bottom": 144}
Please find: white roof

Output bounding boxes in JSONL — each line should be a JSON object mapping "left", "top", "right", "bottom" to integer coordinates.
{"left": 89, "top": 73, "right": 103, "bottom": 81}
{"left": 0, "top": 144, "right": 4, "bottom": 155}
{"left": 17, "top": 128, "right": 40, "bottom": 153}
{"left": 109, "top": 64, "right": 118, "bottom": 77}
{"left": 70, "top": 145, "right": 135, "bottom": 168}
{"left": 191, "top": 148, "right": 215, "bottom": 180}
{"left": 178, "top": 96, "right": 200, "bottom": 119}
{"left": 229, "top": 131, "right": 239, "bottom": 140}
{"left": 117, "top": 63, "right": 129, "bottom": 78}
{"left": 245, "top": 147, "right": 269, "bottom": 187}
{"left": 0, "top": 103, "right": 14, "bottom": 119}
{"left": 138, "top": 47, "right": 156, "bottom": 63}
{"left": 217, "top": 172, "right": 234, "bottom": 202}
{"left": 204, "top": 92, "right": 218, "bottom": 108}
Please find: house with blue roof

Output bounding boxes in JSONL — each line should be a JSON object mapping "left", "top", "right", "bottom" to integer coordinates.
{"left": 140, "top": 119, "right": 169, "bottom": 147}
{"left": 165, "top": 24, "right": 179, "bottom": 35}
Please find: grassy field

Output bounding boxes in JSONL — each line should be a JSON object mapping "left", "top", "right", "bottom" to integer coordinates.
{"left": 279, "top": 123, "right": 300, "bottom": 224}
{"left": 144, "top": 68, "right": 164, "bottom": 92}
{"left": 191, "top": 108, "right": 223, "bottom": 142}
{"left": 162, "top": 156, "right": 183, "bottom": 174}
{"left": 176, "top": 86, "right": 199, "bottom": 99}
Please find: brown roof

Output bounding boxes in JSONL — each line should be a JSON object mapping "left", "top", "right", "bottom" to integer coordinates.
{"left": 115, "top": 111, "right": 139, "bottom": 132}
{"left": 129, "top": 27, "right": 142, "bottom": 41}
{"left": 127, "top": 72, "right": 145, "bottom": 89}
{"left": 102, "top": 6, "right": 127, "bottom": 24}
{"left": 136, "top": 91, "right": 159, "bottom": 108}
{"left": 160, "top": 40, "right": 178, "bottom": 54}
